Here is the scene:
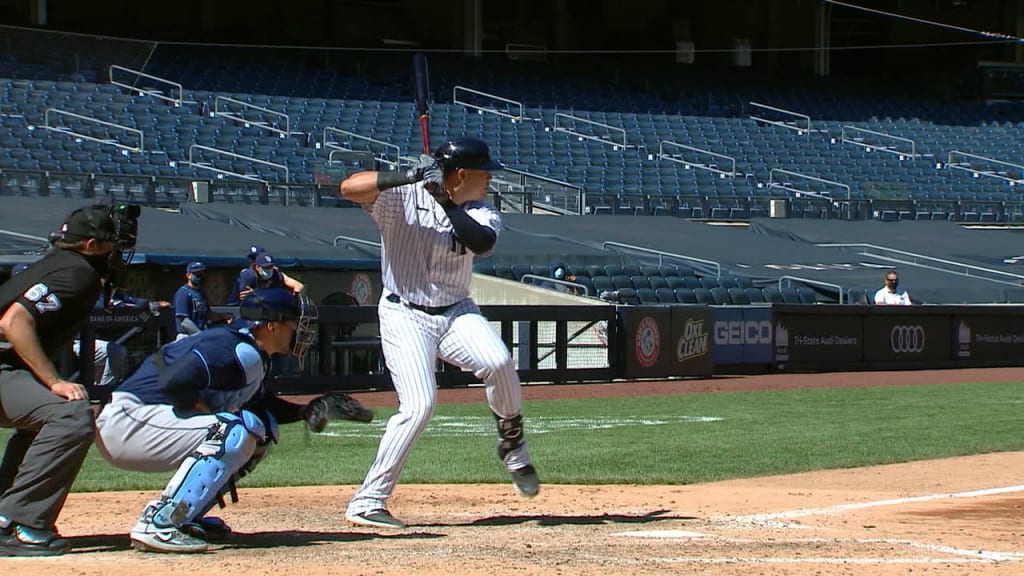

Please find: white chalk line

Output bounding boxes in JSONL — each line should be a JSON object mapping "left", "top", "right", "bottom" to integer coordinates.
{"left": 730, "top": 483, "right": 1024, "bottom": 524}
{"left": 581, "top": 553, "right": 997, "bottom": 565}
{"left": 607, "top": 484, "right": 1024, "bottom": 565}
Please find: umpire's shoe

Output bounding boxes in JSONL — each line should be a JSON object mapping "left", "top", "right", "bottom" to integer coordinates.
{"left": 130, "top": 500, "right": 208, "bottom": 553}
{"left": 499, "top": 441, "right": 540, "bottom": 498}
{"left": 0, "top": 519, "right": 67, "bottom": 557}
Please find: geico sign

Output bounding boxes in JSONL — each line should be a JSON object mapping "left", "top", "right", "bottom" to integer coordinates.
{"left": 714, "top": 320, "right": 772, "bottom": 345}
{"left": 890, "top": 325, "right": 925, "bottom": 353}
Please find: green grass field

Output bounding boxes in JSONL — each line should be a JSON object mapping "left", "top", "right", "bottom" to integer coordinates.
{"left": 6, "top": 381, "right": 1023, "bottom": 492}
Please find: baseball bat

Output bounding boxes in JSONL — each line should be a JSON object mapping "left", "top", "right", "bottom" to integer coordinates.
{"left": 412, "top": 53, "right": 431, "bottom": 154}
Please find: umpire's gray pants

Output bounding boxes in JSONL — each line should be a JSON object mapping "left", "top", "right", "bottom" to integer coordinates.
{"left": 0, "top": 367, "right": 94, "bottom": 530}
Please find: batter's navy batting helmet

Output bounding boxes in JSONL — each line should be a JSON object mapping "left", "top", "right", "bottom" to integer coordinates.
{"left": 433, "top": 137, "right": 503, "bottom": 174}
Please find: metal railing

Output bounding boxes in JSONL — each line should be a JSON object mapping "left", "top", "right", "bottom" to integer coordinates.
{"left": 453, "top": 86, "right": 527, "bottom": 122}
{"left": 601, "top": 241, "right": 722, "bottom": 278}
{"left": 185, "top": 143, "right": 288, "bottom": 185}
{"left": 323, "top": 127, "right": 402, "bottom": 169}
{"left": 840, "top": 126, "right": 917, "bottom": 159}
{"left": 657, "top": 141, "right": 737, "bottom": 178}
{"left": 769, "top": 168, "right": 851, "bottom": 200}
{"left": 747, "top": 101, "right": 811, "bottom": 134}
{"left": 519, "top": 274, "right": 590, "bottom": 296}
{"left": 332, "top": 235, "right": 381, "bottom": 249}
{"left": 553, "top": 113, "right": 628, "bottom": 149}
{"left": 779, "top": 275, "right": 843, "bottom": 303}
{"left": 815, "top": 243, "right": 1024, "bottom": 288}
{"left": 44, "top": 108, "right": 144, "bottom": 152}
{"left": 108, "top": 65, "right": 184, "bottom": 107}
{"left": 214, "top": 96, "right": 290, "bottom": 137}
{"left": 946, "top": 151, "right": 1024, "bottom": 186}
{"left": 493, "top": 168, "right": 583, "bottom": 215}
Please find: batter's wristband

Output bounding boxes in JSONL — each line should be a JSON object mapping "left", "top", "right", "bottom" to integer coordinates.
{"left": 376, "top": 171, "right": 417, "bottom": 191}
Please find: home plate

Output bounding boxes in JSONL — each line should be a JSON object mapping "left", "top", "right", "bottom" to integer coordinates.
{"left": 611, "top": 530, "right": 708, "bottom": 539}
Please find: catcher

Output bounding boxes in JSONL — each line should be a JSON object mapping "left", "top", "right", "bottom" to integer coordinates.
{"left": 93, "top": 287, "right": 372, "bottom": 553}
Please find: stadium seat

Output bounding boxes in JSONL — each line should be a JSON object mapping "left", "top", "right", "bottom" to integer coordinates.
{"left": 762, "top": 287, "right": 785, "bottom": 303}
{"left": 629, "top": 275, "right": 651, "bottom": 290}
{"left": 693, "top": 288, "right": 715, "bottom": 305}
{"left": 648, "top": 276, "right": 669, "bottom": 290}
{"left": 674, "top": 288, "right": 698, "bottom": 304}
{"left": 615, "top": 288, "right": 640, "bottom": 305}
{"left": 699, "top": 277, "right": 721, "bottom": 290}
{"left": 796, "top": 287, "right": 818, "bottom": 304}
{"left": 780, "top": 287, "right": 801, "bottom": 304}
{"left": 744, "top": 287, "right": 767, "bottom": 303}
{"left": 611, "top": 275, "right": 633, "bottom": 290}
{"left": 635, "top": 288, "right": 659, "bottom": 304}
{"left": 709, "top": 287, "right": 732, "bottom": 305}
{"left": 655, "top": 287, "right": 678, "bottom": 304}
{"left": 727, "top": 287, "right": 751, "bottom": 305}
{"left": 592, "top": 276, "right": 615, "bottom": 295}
{"left": 664, "top": 276, "right": 686, "bottom": 289}
{"left": 683, "top": 276, "right": 702, "bottom": 289}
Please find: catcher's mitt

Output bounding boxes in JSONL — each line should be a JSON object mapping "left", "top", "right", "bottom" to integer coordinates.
{"left": 303, "top": 392, "right": 374, "bottom": 433}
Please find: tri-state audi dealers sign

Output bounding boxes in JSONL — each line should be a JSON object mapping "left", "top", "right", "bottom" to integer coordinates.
{"left": 863, "top": 315, "right": 950, "bottom": 362}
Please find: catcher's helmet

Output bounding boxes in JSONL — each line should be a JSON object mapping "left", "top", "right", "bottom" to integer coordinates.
{"left": 240, "top": 287, "right": 319, "bottom": 369}
{"left": 433, "top": 137, "right": 503, "bottom": 174}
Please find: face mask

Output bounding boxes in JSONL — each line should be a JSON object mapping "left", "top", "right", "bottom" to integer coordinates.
{"left": 190, "top": 274, "right": 204, "bottom": 286}
{"left": 258, "top": 267, "right": 273, "bottom": 280}
{"left": 554, "top": 268, "right": 565, "bottom": 280}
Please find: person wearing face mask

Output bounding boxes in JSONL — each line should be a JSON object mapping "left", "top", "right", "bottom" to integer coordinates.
{"left": 873, "top": 270, "right": 912, "bottom": 306}
{"left": 172, "top": 262, "right": 218, "bottom": 340}
{"left": 231, "top": 252, "right": 305, "bottom": 305}
{"left": 0, "top": 203, "right": 140, "bottom": 556}
{"left": 539, "top": 262, "right": 579, "bottom": 295}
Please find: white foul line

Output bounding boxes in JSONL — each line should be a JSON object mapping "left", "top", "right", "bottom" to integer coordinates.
{"left": 730, "top": 484, "right": 1024, "bottom": 524}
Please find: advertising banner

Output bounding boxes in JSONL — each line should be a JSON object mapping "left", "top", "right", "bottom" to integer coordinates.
{"left": 863, "top": 314, "right": 951, "bottom": 363}
{"left": 952, "top": 312, "right": 1024, "bottom": 364}
{"left": 773, "top": 311, "right": 863, "bottom": 368}
{"left": 619, "top": 306, "right": 672, "bottom": 379}
{"left": 669, "top": 306, "right": 713, "bottom": 377}
{"left": 711, "top": 306, "right": 773, "bottom": 365}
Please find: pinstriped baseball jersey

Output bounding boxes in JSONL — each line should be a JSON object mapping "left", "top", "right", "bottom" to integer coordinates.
{"left": 368, "top": 182, "right": 500, "bottom": 307}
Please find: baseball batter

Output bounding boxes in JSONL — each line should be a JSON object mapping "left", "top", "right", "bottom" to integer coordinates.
{"left": 339, "top": 137, "right": 539, "bottom": 529}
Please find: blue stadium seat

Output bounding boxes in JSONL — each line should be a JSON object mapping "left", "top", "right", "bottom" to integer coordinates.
{"left": 693, "top": 288, "right": 715, "bottom": 305}
{"left": 674, "top": 288, "right": 698, "bottom": 304}
{"left": 655, "top": 287, "right": 678, "bottom": 304}
{"left": 710, "top": 287, "right": 732, "bottom": 305}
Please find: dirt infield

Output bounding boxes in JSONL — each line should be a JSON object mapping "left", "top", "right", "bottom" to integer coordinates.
{"left": 4, "top": 368, "right": 1023, "bottom": 575}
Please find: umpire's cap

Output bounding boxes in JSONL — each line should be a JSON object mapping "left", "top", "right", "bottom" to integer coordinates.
{"left": 59, "top": 204, "right": 118, "bottom": 243}
{"left": 433, "top": 137, "right": 503, "bottom": 174}
{"left": 239, "top": 287, "right": 301, "bottom": 323}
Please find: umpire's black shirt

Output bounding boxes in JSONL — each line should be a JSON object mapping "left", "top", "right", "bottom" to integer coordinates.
{"left": 0, "top": 249, "right": 102, "bottom": 368}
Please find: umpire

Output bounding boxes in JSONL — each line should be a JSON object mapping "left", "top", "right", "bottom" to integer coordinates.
{"left": 0, "top": 203, "right": 140, "bottom": 556}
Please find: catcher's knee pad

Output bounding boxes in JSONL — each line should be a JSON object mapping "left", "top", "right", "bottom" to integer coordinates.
{"left": 162, "top": 411, "right": 265, "bottom": 525}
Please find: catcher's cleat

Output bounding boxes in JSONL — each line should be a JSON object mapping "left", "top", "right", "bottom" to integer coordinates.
{"left": 499, "top": 442, "right": 540, "bottom": 498}
{"left": 130, "top": 527, "right": 208, "bottom": 554}
{"left": 345, "top": 509, "right": 406, "bottom": 529}
{"left": 130, "top": 500, "right": 208, "bottom": 553}
{"left": 181, "top": 516, "right": 232, "bottom": 542}
{"left": 0, "top": 525, "right": 67, "bottom": 557}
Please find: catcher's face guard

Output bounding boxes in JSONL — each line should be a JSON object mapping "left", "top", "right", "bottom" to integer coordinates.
{"left": 291, "top": 292, "right": 318, "bottom": 370}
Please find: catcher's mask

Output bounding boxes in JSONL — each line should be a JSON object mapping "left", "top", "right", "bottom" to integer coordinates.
{"left": 240, "top": 288, "right": 319, "bottom": 370}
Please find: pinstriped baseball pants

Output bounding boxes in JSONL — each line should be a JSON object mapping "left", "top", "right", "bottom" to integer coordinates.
{"left": 346, "top": 296, "right": 522, "bottom": 515}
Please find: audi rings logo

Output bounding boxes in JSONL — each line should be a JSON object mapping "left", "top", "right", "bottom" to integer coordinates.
{"left": 890, "top": 325, "right": 926, "bottom": 353}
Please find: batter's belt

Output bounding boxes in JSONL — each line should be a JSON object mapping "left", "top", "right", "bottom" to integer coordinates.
{"left": 385, "top": 293, "right": 457, "bottom": 315}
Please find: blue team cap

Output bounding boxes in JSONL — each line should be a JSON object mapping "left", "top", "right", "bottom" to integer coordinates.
{"left": 10, "top": 263, "right": 30, "bottom": 276}
{"left": 186, "top": 261, "right": 207, "bottom": 273}
{"left": 248, "top": 245, "right": 266, "bottom": 261}
{"left": 239, "top": 287, "right": 300, "bottom": 322}
{"left": 255, "top": 253, "right": 274, "bottom": 268}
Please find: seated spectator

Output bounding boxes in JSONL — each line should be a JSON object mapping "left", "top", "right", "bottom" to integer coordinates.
{"left": 538, "top": 262, "right": 579, "bottom": 295}
{"left": 873, "top": 270, "right": 912, "bottom": 306}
